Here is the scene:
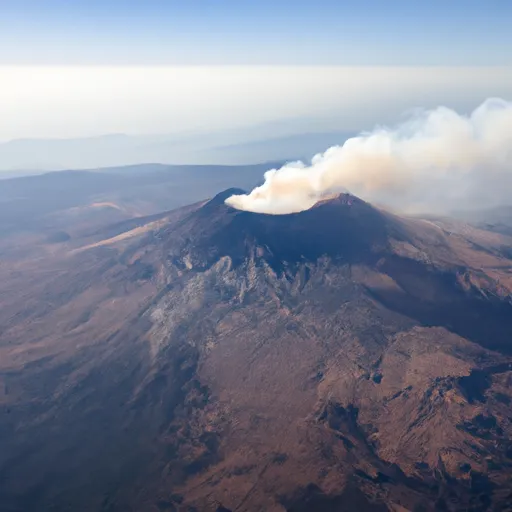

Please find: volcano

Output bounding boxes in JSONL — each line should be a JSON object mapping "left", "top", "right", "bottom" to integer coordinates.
{"left": 164, "top": 190, "right": 392, "bottom": 269}
{"left": 2, "top": 190, "right": 512, "bottom": 511}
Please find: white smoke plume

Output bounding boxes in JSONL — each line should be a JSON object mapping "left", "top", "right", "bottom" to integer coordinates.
{"left": 225, "top": 98, "right": 512, "bottom": 215}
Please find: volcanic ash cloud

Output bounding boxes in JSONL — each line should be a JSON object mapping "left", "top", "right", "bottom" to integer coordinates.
{"left": 225, "top": 98, "right": 512, "bottom": 214}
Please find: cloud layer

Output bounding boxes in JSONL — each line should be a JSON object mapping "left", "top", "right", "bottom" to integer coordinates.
{"left": 226, "top": 98, "right": 512, "bottom": 214}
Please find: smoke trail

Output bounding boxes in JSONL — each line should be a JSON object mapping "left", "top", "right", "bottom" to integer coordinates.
{"left": 225, "top": 98, "right": 512, "bottom": 214}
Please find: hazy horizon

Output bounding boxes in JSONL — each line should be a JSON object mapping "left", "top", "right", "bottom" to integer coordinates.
{"left": 2, "top": 2, "right": 512, "bottom": 190}
{"left": 1, "top": 65, "right": 511, "bottom": 171}
{"left": 2, "top": 66, "right": 512, "bottom": 142}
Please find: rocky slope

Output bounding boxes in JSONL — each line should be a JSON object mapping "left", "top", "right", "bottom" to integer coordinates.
{"left": 2, "top": 191, "right": 512, "bottom": 511}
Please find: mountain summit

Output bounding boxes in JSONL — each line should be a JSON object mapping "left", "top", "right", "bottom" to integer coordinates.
{"left": 2, "top": 190, "right": 512, "bottom": 511}
{"left": 164, "top": 191, "right": 397, "bottom": 270}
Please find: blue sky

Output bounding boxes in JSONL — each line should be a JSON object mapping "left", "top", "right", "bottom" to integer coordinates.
{"left": 1, "top": 0, "right": 511, "bottom": 65}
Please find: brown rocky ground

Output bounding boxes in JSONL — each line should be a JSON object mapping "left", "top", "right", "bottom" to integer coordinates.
{"left": 1, "top": 191, "right": 512, "bottom": 511}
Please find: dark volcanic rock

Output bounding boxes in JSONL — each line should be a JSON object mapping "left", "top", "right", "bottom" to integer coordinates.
{"left": 164, "top": 192, "right": 394, "bottom": 271}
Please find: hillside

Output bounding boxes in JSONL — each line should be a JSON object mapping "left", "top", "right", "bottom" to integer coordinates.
{"left": 0, "top": 164, "right": 277, "bottom": 259}
{"left": 1, "top": 192, "right": 512, "bottom": 511}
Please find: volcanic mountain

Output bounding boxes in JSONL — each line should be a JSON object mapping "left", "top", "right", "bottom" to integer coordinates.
{"left": 2, "top": 190, "right": 512, "bottom": 511}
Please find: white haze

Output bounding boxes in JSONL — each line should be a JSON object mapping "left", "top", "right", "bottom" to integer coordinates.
{"left": 225, "top": 98, "right": 512, "bottom": 215}
{"left": 2, "top": 66, "right": 512, "bottom": 142}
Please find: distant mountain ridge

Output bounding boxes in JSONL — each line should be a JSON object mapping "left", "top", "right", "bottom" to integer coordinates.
{"left": 0, "top": 131, "right": 352, "bottom": 173}
{"left": 0, "top": 163, "right": 281, "bottom": 238}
